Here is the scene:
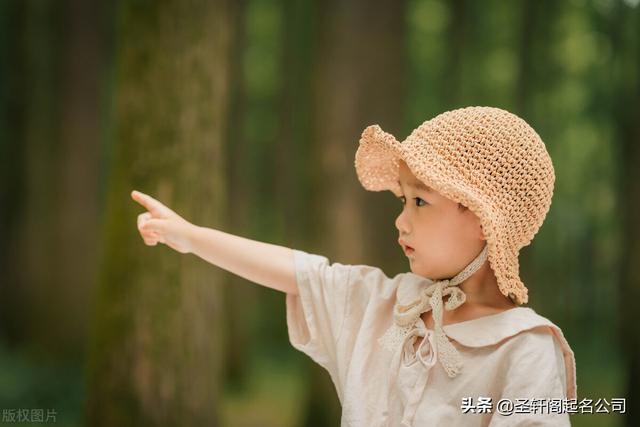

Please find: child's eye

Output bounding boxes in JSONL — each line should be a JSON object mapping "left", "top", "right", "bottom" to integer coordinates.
{"left": 398, "top": 196, "right": 428, "bottom": 207}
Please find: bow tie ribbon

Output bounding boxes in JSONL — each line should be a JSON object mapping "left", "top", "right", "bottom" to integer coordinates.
{"left": 378, "top": 244, "right": 489, "bottom": 378}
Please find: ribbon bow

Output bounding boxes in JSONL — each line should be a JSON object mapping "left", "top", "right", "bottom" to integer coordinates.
{"left": 378, "top": 244, "right": 489, "bottom": 378}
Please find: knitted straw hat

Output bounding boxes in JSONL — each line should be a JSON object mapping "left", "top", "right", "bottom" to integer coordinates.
{"left": 354, "top": 106, "right": 555, "bottom": 305}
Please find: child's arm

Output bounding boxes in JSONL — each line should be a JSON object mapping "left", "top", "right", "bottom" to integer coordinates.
{"left": 188, "top": 226, "right": 298, "bottom": 295}
{"left": 131, "top": 190, "right": 298, "bottom": 296}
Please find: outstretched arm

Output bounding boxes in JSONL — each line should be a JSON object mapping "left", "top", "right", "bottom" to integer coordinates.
{"left": 131, "top": 190, "right": 298, "bottom": 295}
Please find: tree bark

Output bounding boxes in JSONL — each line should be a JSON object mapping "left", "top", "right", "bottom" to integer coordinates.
{"left": 612, "top": 2, "right": 640, "bottom": 424}
{"left": 85, "top": 1, "right": 234, "bottom": 425}
{"left": 303, "top": 0, "right": 407, "bottom": 424}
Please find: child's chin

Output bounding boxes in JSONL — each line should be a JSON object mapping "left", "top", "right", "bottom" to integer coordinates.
{"left": 410, "top": 262, "right": 434, "bottom": 279}
{"left": 408, "top": 260, "right": 425, "bottom": 274}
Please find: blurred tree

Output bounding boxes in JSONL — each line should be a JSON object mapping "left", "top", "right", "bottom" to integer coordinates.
{"left": 301, "top": 0, "right": 408, "bottom": 425}
{"left": 611, "top": 0, "right": 640, "bottom": 424}
{"left": 0, "top": 0, "right": 31, "bottom": 345}
{"left": 221, "top": 0, "right": 252, "bottom": 393}
{"left": 512, "top": 0, "right": 563, "bottom": 310}
{"left": 0, "top": 0, "right": 107, "bottom": 359}
{"left": 85, "top": 1, "right": 235, "bottom": 425}
{"left": 53, "top": 0, "right": 107, "bottom": 357}
{"left": 222, "top": 0, "right": 320, "bottom": 395}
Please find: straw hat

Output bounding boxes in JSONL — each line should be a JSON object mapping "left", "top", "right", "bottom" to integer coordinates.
{"left": 354, "top": 106, "right": 555, "bottom": 306}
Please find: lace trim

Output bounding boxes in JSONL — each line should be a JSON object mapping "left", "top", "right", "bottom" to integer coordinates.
{"left": 378, "top": 323, "right": 414, "bottom": 353}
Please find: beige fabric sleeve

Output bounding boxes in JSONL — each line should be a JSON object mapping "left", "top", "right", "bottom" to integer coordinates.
{"left": 285, "top": 250, "right": 353, "bottom": 380}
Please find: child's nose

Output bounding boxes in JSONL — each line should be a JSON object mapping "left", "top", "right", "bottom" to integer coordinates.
{"left": 395, "top": 210, "right": 410, "bottom": 234}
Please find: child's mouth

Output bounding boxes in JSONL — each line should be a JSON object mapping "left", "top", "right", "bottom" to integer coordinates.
{"left": 398, "top": 239, "right": 414, "bottom": 256}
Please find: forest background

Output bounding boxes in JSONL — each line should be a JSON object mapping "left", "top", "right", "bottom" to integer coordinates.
{"left": 1, "top": 0, "right": 639, "bottom": 426}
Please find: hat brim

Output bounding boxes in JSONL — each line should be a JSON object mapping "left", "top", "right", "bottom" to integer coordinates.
{"left": 354, "top": 124, "right": 529, "bottom": 305}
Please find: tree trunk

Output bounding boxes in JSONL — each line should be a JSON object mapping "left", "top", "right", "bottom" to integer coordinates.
{"left": 612, "top": 2, "right": 640, "bottom": 424}
{"left": 303, "top": 0, "right": 407, "bottom": 424}
{"left": 85, "top": 1, "right": 234, "bottom": 425}
{"left": 0, "top": 0, "right": 106, "bottom": 360}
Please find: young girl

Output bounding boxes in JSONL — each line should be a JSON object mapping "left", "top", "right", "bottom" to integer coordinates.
{"left": 132, "top": 106, "right": 577, "bottom": 426}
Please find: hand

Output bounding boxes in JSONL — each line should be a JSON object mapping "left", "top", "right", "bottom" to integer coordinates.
{"left": 131, "top": 190, "right": 195, "bottom": 254}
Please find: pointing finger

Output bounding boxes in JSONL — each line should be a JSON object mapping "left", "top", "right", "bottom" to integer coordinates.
{"left": 131, "top": 190, "right": 171, "bottom": 217}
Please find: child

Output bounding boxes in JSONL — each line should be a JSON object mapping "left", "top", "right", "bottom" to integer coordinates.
{"left": 132, "top": 106, "right": 577, "bottom": 426}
